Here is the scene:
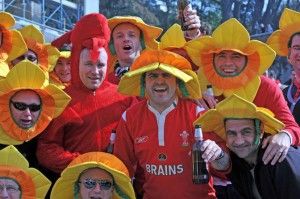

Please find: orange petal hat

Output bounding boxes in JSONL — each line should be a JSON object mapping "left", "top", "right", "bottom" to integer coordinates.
{"left": 14, "top": 25, "right": 60, "bottom": 72}
{"left": 0, "top": 12, "right": 27, "bottom": 77}
{"left": 0, "top": 60, "right": 71, "bottom": 145}
{"left": 50, "top": 152, "right": 136, "bottom": 199}
{"left": 108, "top": 16, "right": 163, "bottom": 73}
{"left": 118, "top": 49, "right": 201, "bottom": 99}
{"left": 267, "top": 8, "right": 300, "bottom": 56}
{"left": 186, "top": 18, "right": 275, "bottom": 101}
{"left": 194, "top": 94, "right": 284, "bottom": 140}
{"left": 0, "top": 145, "right": 51, "bottom": 199}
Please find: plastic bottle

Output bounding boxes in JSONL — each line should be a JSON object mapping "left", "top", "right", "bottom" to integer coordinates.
{"left": 192, "top": 125, "right": 209, "bottom": 184}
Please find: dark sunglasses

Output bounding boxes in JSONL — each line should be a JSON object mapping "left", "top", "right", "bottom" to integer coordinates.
{"left": 79, "top": 178, "right": 113, "bottom": 191}
{"left": 10, "top": 100, "right": 41, "bottom": 112}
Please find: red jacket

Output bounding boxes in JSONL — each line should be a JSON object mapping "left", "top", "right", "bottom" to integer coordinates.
{"left": 253, "top": 76, "right": 300, "bottom": 145}
{"left": 37, "top": 81, "right": 136, "bottom": 173}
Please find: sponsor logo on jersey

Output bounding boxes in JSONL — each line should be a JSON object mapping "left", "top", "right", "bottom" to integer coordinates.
{"left": 145, "top": 164, "right": 184, "bottom": 175}
{"left": 158, "top": 153, "right": 167, "bottom": 161}
{"left": 180, "top": 131, "right": 190, "bottom": 147}
{"left": 135, "top": 135, "right": 149, "bottom": 144}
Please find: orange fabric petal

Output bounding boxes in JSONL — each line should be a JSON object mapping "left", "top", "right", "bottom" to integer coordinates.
{"left": 25, "top": 38, "right": 49, "bottom": 72}
{"left": 201, "top": 52, "right": 260, "bottom": 90}
{"left": 0, "top": 90, "right": 55, "bottom": 142}
{"left": 0, "top": 25, "right": 12, "bottom": 61}
{"left": 131, "top": 50, "right": 192, "bottom": 71}
{"left": 0, "top": 165, "right": 36, "bottom": 198}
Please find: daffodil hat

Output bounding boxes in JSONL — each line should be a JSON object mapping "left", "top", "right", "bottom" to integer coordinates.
{"left": 267, "top": 8, "right": 300, "bottom": 56}
{"left": 50, "top": 152, "right": 136, "bottom": 199}
{"left": 15, "top": 25, "right": 60, "bottom": 72}
{"left": 0, "top": 60, "right": 71, "bottom": 145}
{"left": 0, "top": 145, "right": 51, "bottom": 199}
{"left": 118, "top": 49, "right": 201, "bottom": 99}
{"left": 194, "top": 94, "right": 284, "bottom": 140}
{"left": 158, "top": 23, "right": 199, "bottom": 71}
{"left": 0, "top": 12, "right": 27, "bottom": 77}
{"left": 186, "top": 18, "right": 276, "bottom": 101}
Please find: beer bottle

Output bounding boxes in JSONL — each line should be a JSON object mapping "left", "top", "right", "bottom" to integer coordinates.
{"left": 177, "top": 0, "right": 190, "bottom": 31}
{"left": 192, "top": 125, "right": 209, "bottom": 184}
{"left": 106, "top": 130, "right": 116, "bottom": 154}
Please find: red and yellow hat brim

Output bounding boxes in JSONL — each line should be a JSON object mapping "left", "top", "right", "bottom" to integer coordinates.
{"left": 0, "top": 61, "right": 71, "bottom": 144}
{"left": 267, "top": 8, "right": 300, "bottom": 56}
{"left": 194, "top": 94, "right": 285, "bottom": 140}
{"left": 118, "top": 50, "right": 201, "bottom": 99}
{"left": 0, "top": 145, "right": 51, "bottom": 199}
{"left": 51, "top": 152, "right": 136, "bottom": 199}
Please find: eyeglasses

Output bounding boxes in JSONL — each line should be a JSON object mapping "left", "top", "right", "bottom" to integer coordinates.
{"left": 0, "top": 184, "right": 20, "bottom": 193}
{"left": 79, "top": 179, "right": 113, "bottom": 191}
{"left": 10, "top": 100, "right": 41, "bottom": 112}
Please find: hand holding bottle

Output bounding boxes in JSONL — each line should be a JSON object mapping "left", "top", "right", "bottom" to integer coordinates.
{"left": 183, "top": 4, "right": 201, "bottom": 38}
{"left": 200, "top": 140, "right": 224, "bottom": 162}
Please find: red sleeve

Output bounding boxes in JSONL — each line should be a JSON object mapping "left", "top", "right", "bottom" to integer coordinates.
{"left": 254, "top": 76, "right": 300, "bottom": 145}
{"left": 113, "top": 112, "right": 137, "bottom": 178}
{"left": 36, "top": 108, "right": 81, "bottom": 173}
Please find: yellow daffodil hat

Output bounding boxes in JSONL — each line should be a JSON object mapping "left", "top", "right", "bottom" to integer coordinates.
{"left": 0, "top": 60, "right": 71, "bottom": 145}
{"left": 194, "top": 94, "right": 284, "bottom": 140}
{"left": 186, "top": 18, "right": 276, "bottom": 101}
{"left": 267, "top": 8, "right": 300, "bottom": 56}
{"left": 0, "top": 12, "right": 27, "bottom": 78}
{"left": 50, "top": 152, "right": 136, "bottom": 199}
{"left": 0, "top": 145, "right": 51, "bottom": 199}
{"left": 14, "top": 25, "right": 60, "bottom": 72}
{"left": 108, "top": 16, "right": 163, "bottom": 73}
{"left": 158, "top": 23, "right": 199, "bottom": 71}
{"left": 118, "top": 49, "right": 201, "bottom": 99}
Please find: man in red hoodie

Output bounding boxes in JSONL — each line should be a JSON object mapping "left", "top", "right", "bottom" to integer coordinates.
{"left": 36, "top": 13, "right": 136, "bottom": 178}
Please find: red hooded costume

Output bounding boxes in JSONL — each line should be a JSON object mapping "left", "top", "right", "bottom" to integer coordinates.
{"left": 37, "top": 13, "right": 136, "bottom": 173}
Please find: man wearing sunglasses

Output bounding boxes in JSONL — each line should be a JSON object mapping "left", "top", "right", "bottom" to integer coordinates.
{"left": 50, "top": 152, "right": 136, "bottom": 199}
{"left": 9, "top": 90, "right": 41, "bottom": 129}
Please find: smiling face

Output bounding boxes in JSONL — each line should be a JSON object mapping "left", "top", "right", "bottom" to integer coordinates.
{"left": 9, "top": 90, "right": 41, "bottom": 130}
{"left": 0, "top": 178, "right": 21, "bottom": 199}
{"left": 112, "top": 23, "right": 142, "bottom": 66}
{"left": 78, "top": 168, "right": 114, "bottom": 199}
{"left": 145, "top": 69, "right": 177, "bottom": 113}
{"left": 54, "top": 57, "right": 71, "bottom": 83}
{"left": 79, "top": 48, "right": 108, "bottom": 90}
{"left": 213, "top": 50, "right": 247, "bottom": 77}
{"left": 225, "top": 119, "right": 262, "bottom": 162}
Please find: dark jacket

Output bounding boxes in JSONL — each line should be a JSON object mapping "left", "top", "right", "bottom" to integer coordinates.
{"left": 282, "top": 83, "right": 300, "bottom": 126}
{"left": 228, "top": 144, "right": 300, "bottom": 199}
